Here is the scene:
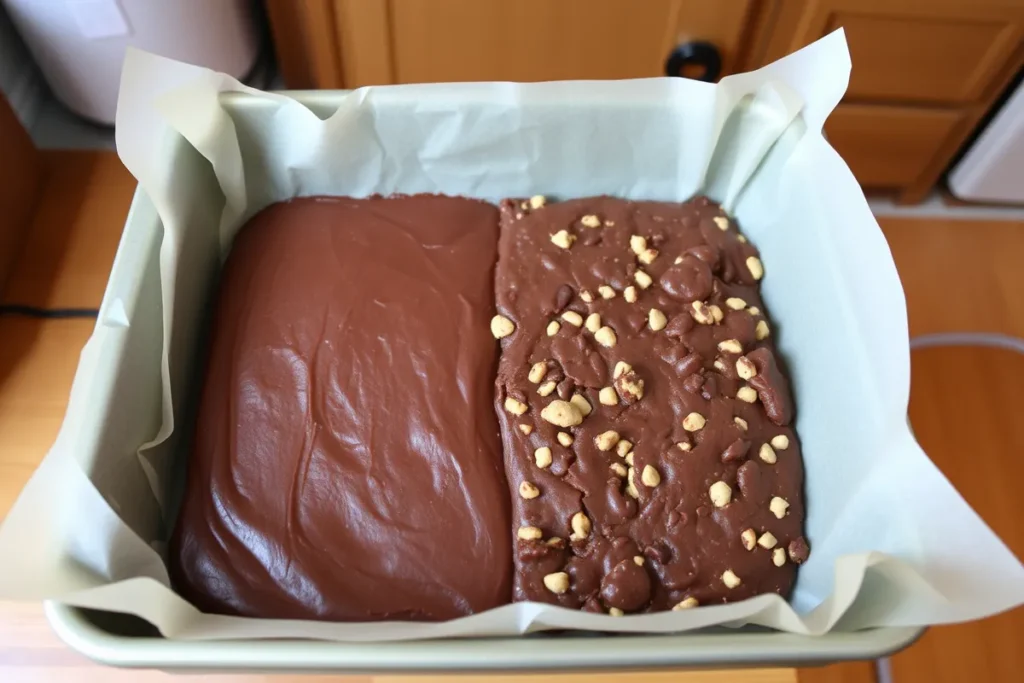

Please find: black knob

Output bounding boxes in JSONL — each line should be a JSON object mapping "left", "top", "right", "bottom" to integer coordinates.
{"left": 664, "top": 41, "right": 722, "bottom": 82}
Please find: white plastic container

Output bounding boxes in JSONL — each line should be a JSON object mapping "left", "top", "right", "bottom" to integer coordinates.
{"left": 1, "top": 0, "right": 257, "bottom": 123}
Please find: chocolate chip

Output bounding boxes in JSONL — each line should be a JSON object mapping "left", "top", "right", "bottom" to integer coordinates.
{"left": 644, "top": 543, "right": 671, "bottom": 564}
{"left": 599, "top": 559, "right": 651, "bottom": 612}
{"left": 557, "top": 377, "right": 576, "bottom": 400}
{"left": 685, "top": 244, "right": 721, "bottom": 273}
{"left": 747, "top": 347, "right": 794, "bottom": 426}
{"left": 507, "top": 386, "right": 527, "bottom": 403}
{"left": 736, "top": 460, "right": 770, "bottom": 504}
{"left": 701, "top": 374, "right": 718, "bottom": 401}
{"left": 665, "top": 313, "right": 696, "bottom": 339}
{"left": 696, "top": 504, "right": 711, "bottom": 517}
{"left": 788, "top": 537, "right": 811, "bottom": 564}
{"left": 517, "top": 539, "right": 560, "bottom": 562}
{"left": 674, "top": 351, "right": 703, "bottom": 378}
{"left": 683, "top": 373, "right": 705, "bottom": 395}
{"left": 660, "top": 254, "right": 712, "bottom": 302}
{"left": 626, "top": 312, "right": 647, "bottom": 333}
{"left": 553, "top": 284, "right": 574, "bottom": 313}
{"left": 581, "top": 596, "right": 604, "bottom": 613}
{"left": 580, "top": 229, "right": 602, "bottom": 247}
{"left": 721, "top": 438, "right": 751, "bottom": 463}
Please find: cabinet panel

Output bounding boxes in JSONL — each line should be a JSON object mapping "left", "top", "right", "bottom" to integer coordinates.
{"left": 0, "top": 95, "right": 43, "bottom": 291}
{"left": 342, "top": 0, "right": 757, "bottom": 86}
{"left": 825, "top": 104, "right": 965, "bottom": 188}
{"left": 764, "top": 0, "right": 1024, "bottom": 105}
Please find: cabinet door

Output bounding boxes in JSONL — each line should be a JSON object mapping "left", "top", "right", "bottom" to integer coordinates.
{"left": 0, "top": 95, "right": 43, "bottom": 290}
{"left": 334, "top": 0, "right": 762, "bottom": 86}
{"left": 761, "top": 0, "right": 1024, "bottom": 105}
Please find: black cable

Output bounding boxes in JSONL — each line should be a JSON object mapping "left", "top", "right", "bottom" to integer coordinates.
{"left": 0, "top": 304, "right": 100, "bottom": 319}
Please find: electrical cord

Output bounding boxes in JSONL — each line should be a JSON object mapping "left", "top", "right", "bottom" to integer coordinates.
{"left": 0, "top": 304, "right": 101, "bottom": 319}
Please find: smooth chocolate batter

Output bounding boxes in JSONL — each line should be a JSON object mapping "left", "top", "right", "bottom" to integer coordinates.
{"left": 171, "top": 196, "right": 511, "bottom": 621}
{"left": 494, "top": 196, "right": 808, "bottom": 613}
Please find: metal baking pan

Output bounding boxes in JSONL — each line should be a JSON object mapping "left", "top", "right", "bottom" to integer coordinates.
{"left": 44, "top": 91, "right": 925, "bottom": 672}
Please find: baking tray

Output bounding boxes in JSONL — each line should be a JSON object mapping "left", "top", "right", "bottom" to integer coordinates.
{"left": 44, "top": 91, "right": 926, "bottom": 672}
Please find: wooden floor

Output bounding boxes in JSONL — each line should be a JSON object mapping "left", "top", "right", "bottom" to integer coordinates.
{"left": 0, "top": 152, "right": 1022, "bottom": 682}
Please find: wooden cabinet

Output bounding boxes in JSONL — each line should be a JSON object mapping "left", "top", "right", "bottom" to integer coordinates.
{"left": 266, "top": 0, "right": 1024, "bottom": 203}
{"left": 0, "top": 95, "right": 43, "bottom": 292}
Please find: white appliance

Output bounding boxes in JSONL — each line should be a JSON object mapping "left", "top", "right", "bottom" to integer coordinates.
{"left": 949, "top": 76, "right": 1024, "bottom": 204}
{"left": 1, "top": 0, "right": 258, "bottom": 124}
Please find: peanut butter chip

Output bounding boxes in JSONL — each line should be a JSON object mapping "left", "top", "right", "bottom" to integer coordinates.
{"left": 519, "top": 424, "right": 534, "bottom": 435}
{"left": 534, "top": 446, "right": 553, "bottom": 468}
{"left": 713, "top": 216, "right": 730, "bottom": 231}
{"left": 718, "top": 339, "right": 742, "bottom": 354}
{"left": 736, "top": 356, "right": 757, "bottom": 380}
{"left": 624, "top": 452, "right": 635, "bottom": 466}
{"left": 599, "top": 387, "right": 618, "bottom": 405}
{"left": 595, "top": 430, "right": 621, "bottom": 451}
{"left": 709, "top": 480, "right": 732, "bottom": 507}
{"left": 557, "top": 431, "right": 574, "bottom": 447}
{"left": 633, "top": 555, "right": 645, "bottom": 566}
{"left": 634, "top": 270, "right": 653, "bottom": 289}
{"left": 528, "top": 361, "right": 548, "bottom": 384}
{"left": 610, "top": 462, "right": 627, "bottom": 477}
{"left": 595, "top": 326, "right": 618, "bottom": 347}
{"left": 676, "top": 442, "right": 692, "bottom": 452}
{"left": 682, "top": 412, "right": 706, "bottom": 431}
{"left": 613, "top": 361, "right": 632, "bottom": 379}
{"left": 758, "top": 532, "right": 778, "bottom": 549}
{"left": 726, "top": 297, "right": 747, "bottom": 310}
{"left": 641, "top": 465, "right": 661, "bottom": 487}
{"left": 609, "top": 607, "right": 624, "bottom": 617}
{"left": 649, "top": 309, "right": 668, "bottom": 331}
{"left": 746, "top": 256, "right": 764, "bottom": 280}
{"left": 529, "top": 195, "right": 546, "bottom": 209}
{"left": 585, "top": 313, "right": 602, "bottom": 333}
{"left": 623, "top": 286, "right": 638, "bottom": 303}
{"left": 759, "top": 443, "right": 777, "bottom": 464}
{"left": 755, "top": 320, "right": 771, "bottom": 340}
{"left": 541, "top": 399, "right": 584, "bottom": 427}
{"left": 569, "top": 393, "right": 592, "bottom": 417}
{"left": 519, "top": 481, "right": 540, "bottom": 499}
{"left": 771, "top": 435, "right": 790, "bottom": 450}
{"left": 504, "top": 397, "right": 528, "bottom": 415}
{"left": 770, "top": 496, "right": 790, "bottom": 519}
{"left": 616, "top": 439, "right": 633, "bottom": 457}
{"left": 741, "top": 528, "right": 757, "bottom": 551}
{"left": 722, "top": 570, "right": 742, "bottom": 588}
{"left": 517, "top": 526, "right": 543, "bottom": 540}
{"left": 547, "top": 320, "right": 561, "bottom": 336}
{"left": 561, "top": 310, "right": 583, "bottom": 327}
{"left": 629, "top": 235, "right": 647, "bottom": 255}
{"left": 772, "top": 548, "right": 787, "bottom": 567}
{"left": 537, "top": 381, "right": 556, "bottom": 397}
{"left": 734, "top": 416, "right": 748, "bottom": 431}
{"left": 598, "top": 285, "right": 616, "bottom": 300}
{"left": 709, "top": 304, "right": 724, "bottom": 323}
{"left": 580, "top": 290, "right": 594, "bottom": 303}
{"left": 673, "top": 597, "right": 699, "bottom": 610}
{"left": 490, "top": 315, "right": 515, "bottom": 338}
{"left": 737, "top": 386, "right": 758, "bottom": 403}
{"left": 639, "top": 248, "right": 659, "bottom": 265}
{"left": 543, "top": 572, "right": 570, "bottom": 594}
{"left": 580, "top": 215, "right": 601, "bottom": 228}
{"left": 625, "top": 467, "right": 639, "bottom": 498}
{"left": 546, "top": 537, "right": 565, "bottom": 548}
{"left": 748, "top": 306, "right": 761, "bottom": 316}
{"left": 570, "top": 511, "right": 592, "bottom": 540}
{"left": 738, "top": 235, "right": 748, "bottom": 243}
{"left": 551, "top": 230, "right": 576, "bottom": 249}
{"left": 690, "top": 301, "right": 714, "bottom": 325}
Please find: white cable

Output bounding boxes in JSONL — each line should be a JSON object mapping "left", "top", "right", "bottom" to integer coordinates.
{"left": 909, "top": 332, "right": 1024, "bottom": 355}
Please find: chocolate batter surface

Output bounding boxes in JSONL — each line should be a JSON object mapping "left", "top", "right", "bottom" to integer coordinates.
{"left": 171, "top": 196, "right": 511, "bottom": 621}
{"left": 494, "top": 196, "right": 808, "bottom": 613}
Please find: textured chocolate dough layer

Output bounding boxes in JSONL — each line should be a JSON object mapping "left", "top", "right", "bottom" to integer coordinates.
{"left": 171, "top": 195, "right": 511, "bottom": 621}
{"left": 493, "top": 195, "right": 809, "bottom": 614}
